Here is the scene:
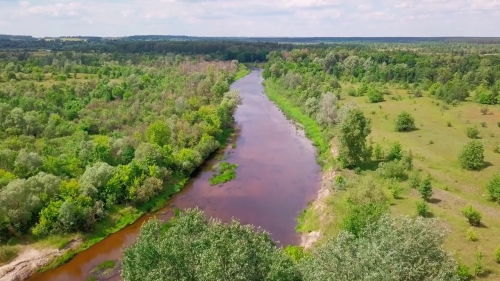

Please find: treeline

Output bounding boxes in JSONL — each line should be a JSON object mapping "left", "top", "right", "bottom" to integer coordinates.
{"left": 0, "top": 53, "right": 242, "bottom": 241}
{"left": 0, "top": 40, "right": 295, "bottom": 62}
{"left": 264, "top": 47, "right": 500, "bottom": 106}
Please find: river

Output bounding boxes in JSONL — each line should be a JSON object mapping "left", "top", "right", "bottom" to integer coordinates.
{"left": 29, "top": 69, "right": 321, "bottom": 281}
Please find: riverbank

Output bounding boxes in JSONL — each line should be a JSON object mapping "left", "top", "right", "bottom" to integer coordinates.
{"left": 0, "top": 65, "right": 251, "bottom": 281}
{"left": 262, "top": 80, "right": 338, "bottom": 249}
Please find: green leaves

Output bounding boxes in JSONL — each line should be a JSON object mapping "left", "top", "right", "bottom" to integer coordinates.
{"left": 458, "top": 140, "right": 484, "bottom": 170}
{"left": 121, "top": 209, "right": 300, "bottom": 281}
{"left": 337, "top": 105, "right": 371, "bottom": 168}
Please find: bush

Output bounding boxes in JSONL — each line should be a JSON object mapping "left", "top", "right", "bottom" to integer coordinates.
{"left": 462, "top": 205, "right": 482, "bottom": 226}
{"left": 495, "top": 246, "right": 500, "bottom": 263}
{"left": 409, "top": 170, "right": 421, "bottom": 189}
{"left": 486, "top": 174, "right": 500, "bottom": 203}
{"left": 0, "top": 245, "right": 20, "bottom": 264}
{"left": 387, "top": 141, "right": 403, "bottom": 161}
{"left": 394, "top": 111, "right": 416, "bottom": 132}
{"left": 457, "top": 261, "right": 471, "bottom": 281}
{"left": 377, "top": 161, "right": 407, "bottom": 181}
{"left": 366, "top": 88, "right": 384, "bottom": 103}
{"left": 458, "top": 140, "right": 484, "bottom": 170}
{"left": 466, "top": 127, "right": 479, "bottom": 139}
{"left": 474, "top": 252, "right": 484, "bottom": 277}
{"left": 494, "top": 143, "right": 500, "bottom": 154}
{"left": 419, "top": 177, "right": 433, "bottom": 202}
{"left": 301, "top": 215, "right": 459, "bottom": 281}
{"left": 466, "top": 228, "right": 478, "bottom": 242}
{"left": 416, "top": 201, "right": 430, "bottom": 217}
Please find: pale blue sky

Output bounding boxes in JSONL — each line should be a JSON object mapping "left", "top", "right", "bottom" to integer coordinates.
{"left": 0, "top": 0, "right": 499, "bottom": 37}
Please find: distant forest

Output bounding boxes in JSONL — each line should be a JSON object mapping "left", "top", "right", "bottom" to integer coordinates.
{"left": 2, "top": 35, "right": 500, "bottom": 63}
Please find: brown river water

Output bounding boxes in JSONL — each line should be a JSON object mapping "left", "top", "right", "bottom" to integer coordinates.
{"left": 29, "top": 69, "right": 321, "bottom": 281}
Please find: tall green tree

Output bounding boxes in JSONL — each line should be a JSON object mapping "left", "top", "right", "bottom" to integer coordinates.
{"left": 337, "top": 104, "right": 371, "bottom": 168}
{"left": 121, "top": 208, "right": 300, "bottom": 281}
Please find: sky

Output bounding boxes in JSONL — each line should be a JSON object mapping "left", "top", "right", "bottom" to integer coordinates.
{"left": 0, "top": 0, "right": 499, "bottom": 37}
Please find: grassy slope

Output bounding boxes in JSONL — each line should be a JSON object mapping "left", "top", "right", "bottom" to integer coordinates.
{"left": 265, "top": 80, "right": 500, "bottom": 280}
{"left": 1, "top": 65, "right": 251, "bottom": 270}
{"left": 342, "top": 87, "right": 500, "bottom": 279}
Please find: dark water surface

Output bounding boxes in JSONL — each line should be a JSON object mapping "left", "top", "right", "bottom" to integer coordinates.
{"left": 29, "top": 69, "right": 321, "bottom": 281}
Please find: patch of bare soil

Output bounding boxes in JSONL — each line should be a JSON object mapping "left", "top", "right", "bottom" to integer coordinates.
{"left": 0, "top": 239, "right": 82, "bottom": 281}
{"left": 301, "top": 140, "right": 340, "bottom": 249}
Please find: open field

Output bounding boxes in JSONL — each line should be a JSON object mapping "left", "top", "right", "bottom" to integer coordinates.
{"left": 300, "top": 84, "right": 500, "bottom": 279}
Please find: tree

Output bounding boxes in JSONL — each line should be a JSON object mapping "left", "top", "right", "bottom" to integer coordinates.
{"left": 419, "top": 176, "right": 433, "bottom": 201}
{"left": 394, "top": 111, "right": 416, "bottom": 132}
{"left": 337, "top": 104, "right": 371, "bottom": 168}
{"left": 300, "top": 215, "right": 459, "bottom": 281}
{"left": 458, "top": 140, "right": 484, "bottom": 170}
{"left": 145, "top": 121, "right": 171, "bottom": 147}
{"left": 316, "top": 92, "right": 338, "bottom": 126}
{"left": 0, "top": 173, "right": 61, "bottom": 231}
{"left": 121, "top": 208, "right": 300, "bottom": 281}
{"left": 79, "top": 162, "right": 116, "bottom": 199}
{"left": 14, "top": 149, "right": 42, "bottom": 178}
{"left": 486, "top": 174, "right": 500, "bottom": 203}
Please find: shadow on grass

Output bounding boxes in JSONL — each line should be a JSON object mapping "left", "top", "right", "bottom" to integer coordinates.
{"left": 428, "top": 198, "right": 442, "bottom": 204}
{"left": 357, "top": 160, "right": 384, "bottom": 172}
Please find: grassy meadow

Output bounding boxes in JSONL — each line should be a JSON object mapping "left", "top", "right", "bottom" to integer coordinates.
{"left": 306, "top": 83, "right": 500, "bottom": 279}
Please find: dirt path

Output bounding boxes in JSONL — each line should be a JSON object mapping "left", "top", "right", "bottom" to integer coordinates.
{"left": 0, "top": 239, "right": 81, "bottom": 281}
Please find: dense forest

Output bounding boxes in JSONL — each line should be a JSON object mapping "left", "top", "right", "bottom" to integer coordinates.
{"left": 0, "top": 51, "right": 244, "bottom": 244}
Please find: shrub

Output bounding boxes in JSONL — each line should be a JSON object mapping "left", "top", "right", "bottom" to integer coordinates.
{"left": 486, "top": 174, "right": 500, "bottom": 203}
{"left": 301, "top": 215, "right": 459, "bottom": 281}
{"left": 495, "top": 247, "right": 500, "bottom": 263}
{"left": 474, "top": 252, "right": 484, "bottom": 277}
{"left": 377, "top": 161, "right": 407, "bottom": 181}
{"left": 480, "top": 121, "right": 487, "bottom": 128}
{"left": 394, "top": 111, "right": 416, "bottom": 132}
{"left": 493, "top": 143, "right": 500, "bottom": 154}
{"left": 465, "top": 127, "right": 479, "bottom": 139}
{"left": 389, "top": 181, "right": 403, "bottom": 199}
{"left": 416, "top": 201, "right": 430, "bottom": 217}
{"left": 346, "top": 87, "right": 357, "bottom": 97}
{"left": 373, "top": 143, "right": 384, "bottom": 160}
{"left": 409, "top": 170, "right": 421, "bottom": 189}
{"left": 457, "top": 261, "right": 471, "bottom": 281}
{"left": 366, "top": 88, "right": 384, "bottom": 103}
{"left": 458, "top": 140, "right": 484, "bottom": 170}
{"left": 387, "top": 141, "right": 403, "bottom": 161}
{"left": 461, "top": 205, "right": 482, "bottom": 226}
{"left": 419, "top": 177, "right": 433, "bottom": 202}
{"left": 0, "top": 245, "right": 20, "bottom": 264}
{"left": 466, "top": 228, "right": 478, "bottom": 242}
{"left": 334, "top": 175, "right": 346, "bottom": 190}
{"left": 447, "top": 121, "right": 452, "bottom": 127}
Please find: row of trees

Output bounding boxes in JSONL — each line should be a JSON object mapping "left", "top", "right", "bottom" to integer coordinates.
{"left": 0, "top": 54, "right": 242, "bottom": 241}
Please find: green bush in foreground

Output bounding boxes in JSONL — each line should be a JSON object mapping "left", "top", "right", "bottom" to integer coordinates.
{"left": 300, "top": 215, "right": 459, "bottom": 281}
{"left": 458, "top": 140, "right": 484, "bottom": 170}
{"left": 123, "top": 209, "right": 460, "bottom": 281}
{"left": 121, "top": 208, "right": 300, "bottom": 281}
{"left": 416, "top": 201, "right": 430, "bottom": 217}
{"left": 394, "top": 111, "right": 416, "bottom": 132}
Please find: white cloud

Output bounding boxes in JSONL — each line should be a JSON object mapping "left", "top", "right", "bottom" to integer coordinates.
{"left": 0, "top": 0, "right": 497, "bottom": 37}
